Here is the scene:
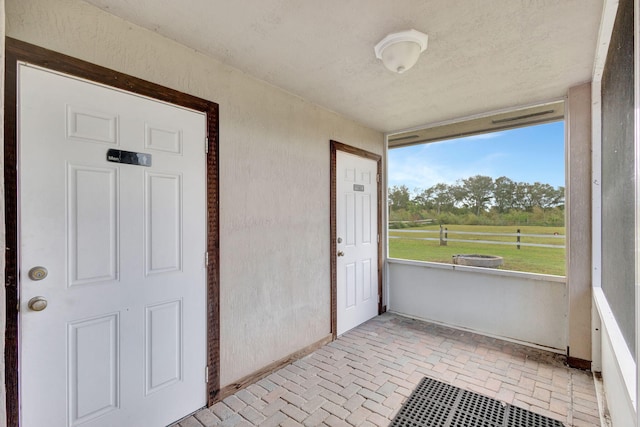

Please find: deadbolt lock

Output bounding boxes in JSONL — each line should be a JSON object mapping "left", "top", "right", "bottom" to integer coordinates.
{"left": 28, "top": 266, "right": 48, "bottom": 281}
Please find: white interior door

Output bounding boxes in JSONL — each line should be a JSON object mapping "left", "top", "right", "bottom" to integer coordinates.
{"left": 336, "top": 150, "right": 379, "bottom": 336}
{"left": 18, "top": 64, "right": 207, "bottom": 427}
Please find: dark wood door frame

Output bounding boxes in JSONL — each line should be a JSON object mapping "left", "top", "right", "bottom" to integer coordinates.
{"left": 3, "top": 38, "right": 221, "bottom": 426}
{"left": 330, "top": 140, "right": 383, "bottom": 339}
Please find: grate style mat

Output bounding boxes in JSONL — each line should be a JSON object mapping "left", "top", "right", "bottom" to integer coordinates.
{"left": 390, "top": 377, "right": 565, "bottom": 427}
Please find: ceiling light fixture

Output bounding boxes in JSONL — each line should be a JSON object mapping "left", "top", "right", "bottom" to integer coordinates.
{"left": 374, "top": 29, "right": 428, "bottom": 74}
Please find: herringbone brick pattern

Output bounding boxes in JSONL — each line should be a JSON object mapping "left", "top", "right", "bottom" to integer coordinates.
{"left": 174, "top": 313, "right": 601, "bottom": 426}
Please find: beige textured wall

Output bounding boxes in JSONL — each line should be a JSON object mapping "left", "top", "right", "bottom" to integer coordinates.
{"left": 4, "top": 0, "right": 383, "bottom": 389}
{"left": 566, "top": 83, "right": 592, "bottom": 362}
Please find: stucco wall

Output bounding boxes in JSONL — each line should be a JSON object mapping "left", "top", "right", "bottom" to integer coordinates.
{"left": 566, "top": 83, "right": 592, "bottom": 362}
{"left": 4, "top": 0, "right": 383, "bottom": 391}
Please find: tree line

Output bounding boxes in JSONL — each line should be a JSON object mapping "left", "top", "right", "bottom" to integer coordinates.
{"left": 389, "top": 175, "right": 565, "bottom": 226}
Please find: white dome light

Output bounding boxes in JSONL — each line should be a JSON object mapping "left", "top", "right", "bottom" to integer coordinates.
{"left": 374, "top": 29, "right": 429, "bottom": 74}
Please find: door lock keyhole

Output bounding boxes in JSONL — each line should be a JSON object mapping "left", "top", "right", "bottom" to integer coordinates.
{"left": 28, "top": 266, "right": 48, "bottom": 281}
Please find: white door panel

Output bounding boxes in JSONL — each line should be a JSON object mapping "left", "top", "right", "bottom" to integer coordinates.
{"left": 336, "top": 151, "right": 378, "bottom": 336}
{"left": 18, "top": 64, "right": 207, "bottom": 427}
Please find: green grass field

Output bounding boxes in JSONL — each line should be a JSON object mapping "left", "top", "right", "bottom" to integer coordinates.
{"left": 389, "top": 224, "right": 566, "bottom": 276}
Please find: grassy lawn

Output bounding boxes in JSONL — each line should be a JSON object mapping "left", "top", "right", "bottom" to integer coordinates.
{"left": 389, "top": 224, "right": 565, "bottom": 276}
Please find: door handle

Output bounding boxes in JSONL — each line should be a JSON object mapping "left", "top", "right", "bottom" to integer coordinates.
{"left": 28, "top": 296, "right": 48, "bottom": 312}
{"left": 337, "top": 251, "right": 344, "bottom": 257}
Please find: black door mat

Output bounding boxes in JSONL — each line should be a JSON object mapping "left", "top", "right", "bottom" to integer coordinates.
{"left": 390, "top": 377, "right": 565, "bottom": 427}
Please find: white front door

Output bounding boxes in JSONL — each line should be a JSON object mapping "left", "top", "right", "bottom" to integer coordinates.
{"left": 336, "top": 150, "right": 379, "bottom": 336}
{"left": 18, "top": 64, "right": 207, "bottom": 427}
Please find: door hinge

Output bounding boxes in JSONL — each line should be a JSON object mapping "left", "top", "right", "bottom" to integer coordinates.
{"left": 205, "top": 137, "right": 209, "bottom": 154}
{"left": 377, "top": 234, "right": 380, "bottom": 243}
{"left": 205, "top": 366, "right": 209, "bottom": 383}
{"left": 205, "top": 252, "right": 209, "bottom": 266}
{"left": 377, "top": 174, "right": 380, "bottom": 183}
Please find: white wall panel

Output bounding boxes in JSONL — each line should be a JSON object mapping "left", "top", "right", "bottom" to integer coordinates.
{"left": 345, "top": 193, "right": 356, "bottom": 246}
{"left": 388, "top": 259, "right": 567, "bottom": 351}
{"left": 346, "top": 263, "right": 356, "bottom": 308}
{"left": 362, "top": 259, "right": 371, "bottom": 301}
{"left": 361, "top": 194, "right": 371, "bottom": 244}
{"left": 68, "top": 165, "right": 118, "bottom": 286}
{"left": 68, "top": 313, "right": 119, "bottom": 426}
{"left": 145, "top": 300, "right": 182, "bottom": 395}
{"left": 145, "top": 172, "right": 182, "bottom": 275}
{"left": 145, "top": 124, "right": 182, "bottom": 154}
{"left": 594, "top": 288, "right": 637, "bottom": 427}
{"left": 66, "top": 105, "right": 118, "bottom": 145}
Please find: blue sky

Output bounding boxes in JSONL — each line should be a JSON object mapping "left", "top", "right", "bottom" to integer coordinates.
{"left": 388, "top": 121, "right": 565, "bottom": 193}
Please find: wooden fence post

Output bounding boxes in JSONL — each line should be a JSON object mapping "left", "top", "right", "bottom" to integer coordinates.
{"left": 439, "top": 225, "right": 447, "bottom": 246}
{"left": 517, "top": 228, "right": 521, "bottom": 249}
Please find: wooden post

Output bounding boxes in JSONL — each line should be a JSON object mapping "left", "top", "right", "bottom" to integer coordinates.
{"left": 439, "top": 225, "right": 447, "bottom": 246}
{"left": 517, "top": 228, "right": 521, "bottom": 249}
{"left": 445, "top": 227, "right": 448, "bottom": 244}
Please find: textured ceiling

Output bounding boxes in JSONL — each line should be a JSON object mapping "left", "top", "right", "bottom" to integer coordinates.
{"left": 83, "top": 0, "right": 604, "bottom": 133}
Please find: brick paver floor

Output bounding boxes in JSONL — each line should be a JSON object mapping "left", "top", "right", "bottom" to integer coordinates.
{"left": 173, "top": 313, "right": 601, "bottom": 426}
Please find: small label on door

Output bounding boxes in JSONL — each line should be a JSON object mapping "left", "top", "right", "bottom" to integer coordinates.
{"left": 107, "top": 149, "right": 152, "bottom": 167}
{"left": 353, "top": 184, "right": 364, "bottom": 192}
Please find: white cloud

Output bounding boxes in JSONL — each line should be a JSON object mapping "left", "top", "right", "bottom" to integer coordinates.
{"left": 388, "top": 148, "right": 511, "bottom": 193}
{"left": 388, "top": 155, "right": 460, "bottom": 193}
{"left": 463, "top": 131, "right": 506, "bottom": 141}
